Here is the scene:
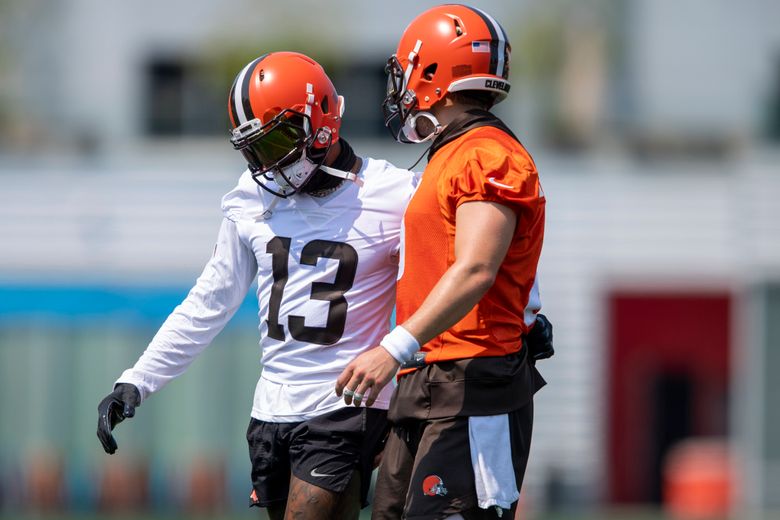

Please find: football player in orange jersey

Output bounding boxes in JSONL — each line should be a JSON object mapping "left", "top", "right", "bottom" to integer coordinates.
{"left": 336, "top": 5, "right": 552, "bottom": 519}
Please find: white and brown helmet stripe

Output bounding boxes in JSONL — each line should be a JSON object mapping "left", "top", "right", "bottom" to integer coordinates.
{"left": 228, "top": 53, "right": 269, "bottom": 128}
{"left": 459, "top": 4, "right": 510, "bottom": 79}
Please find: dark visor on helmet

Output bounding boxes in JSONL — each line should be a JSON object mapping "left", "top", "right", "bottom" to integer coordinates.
{"left": 230, "top": 110, "right": 311, "bottom": 173}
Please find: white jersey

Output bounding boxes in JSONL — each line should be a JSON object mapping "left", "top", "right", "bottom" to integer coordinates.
{"left": 116, "top": 157, "right": 419, "bottom": 421}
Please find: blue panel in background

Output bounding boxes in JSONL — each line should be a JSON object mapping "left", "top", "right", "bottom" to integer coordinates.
{"left": 0, "top": 285, "right": 258, "bottom": 323}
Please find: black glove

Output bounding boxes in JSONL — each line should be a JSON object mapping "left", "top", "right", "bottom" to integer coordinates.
{"left": 527, "top": 313, "right": 554, "bottom": 362}
{"left": 96, "top": 383, "right": 141, "bottom": 454}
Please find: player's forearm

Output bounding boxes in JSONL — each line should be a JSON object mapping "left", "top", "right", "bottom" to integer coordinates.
{"left": 116, "top": 303, "right": 235, "bottom": 400}
{"left": 400, "top": 259, "right": 496, "bottom": 346}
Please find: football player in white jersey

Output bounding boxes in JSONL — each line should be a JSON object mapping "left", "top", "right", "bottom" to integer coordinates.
{"left": 96, "top": 52, "right": 419, "bottom": 520}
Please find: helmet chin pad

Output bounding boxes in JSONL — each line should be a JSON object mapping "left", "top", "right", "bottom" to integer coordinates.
{"left": 402, "top": 111, "right": 442, "bottom": 143}
{"left": 271, "top": 153, "right": 318, "bottom": 193}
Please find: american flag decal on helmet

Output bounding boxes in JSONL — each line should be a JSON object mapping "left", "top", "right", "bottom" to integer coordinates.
{"left": 472, "top": 41, "right": 491, "bottom": 53}
{"left": 465, "top": 5, "right": 510, "bottom": 78}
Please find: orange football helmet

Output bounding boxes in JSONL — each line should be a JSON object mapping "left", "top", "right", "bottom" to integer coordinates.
{"left": 228, "top": 52, "right": 345, "bottom": 197}
{"left": 383, "top": 4, "right": 511, "bottom": 143}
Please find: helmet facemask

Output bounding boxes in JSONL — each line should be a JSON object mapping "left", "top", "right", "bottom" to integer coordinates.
{"left": 382, "top": 56, "right": 442, "bottom": 144}
{"left": 230, "top": 109, "right": 332, "bottom": 198}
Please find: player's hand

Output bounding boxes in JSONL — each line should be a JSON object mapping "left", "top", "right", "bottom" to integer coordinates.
{"left": 527, "top": 313, "right": 554, "bottom": 362}
{"left": 96, "top": 383, "right": 141, "bottom": 454}
{"left": 336, "top": 346, "right": 400, "bottom": 407}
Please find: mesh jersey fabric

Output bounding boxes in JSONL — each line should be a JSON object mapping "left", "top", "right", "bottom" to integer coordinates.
{"left": 396, "top": 126, "right": 545, "bottom": 364}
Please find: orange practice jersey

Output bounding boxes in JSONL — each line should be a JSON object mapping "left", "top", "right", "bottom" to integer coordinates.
{"left": 396, "top": 126, "right": 546, "bottom": 364}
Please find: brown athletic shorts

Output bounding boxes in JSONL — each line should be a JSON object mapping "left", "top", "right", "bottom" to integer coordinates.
{"left": 371, "top": 400, "right": 534, "bottom": 520}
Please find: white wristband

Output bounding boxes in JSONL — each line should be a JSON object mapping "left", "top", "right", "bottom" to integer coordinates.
{"left": 380, "top": 325, "right": 420, "bottom": 364}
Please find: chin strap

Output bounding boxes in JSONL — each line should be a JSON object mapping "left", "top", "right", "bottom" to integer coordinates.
{"left": 318, "top": 164, "right": 359, "bottom": 183}
{"left": 261, "top": 137, "right": 363, "bottom": 218}
{"left": 307, "top": 138, "right": 364, "bottom": 190}
{"left": 259, "top": 196, "right": 282, "bottom": 220}
{"left": 259, "top": 166, "right": 358, "bottom": 219}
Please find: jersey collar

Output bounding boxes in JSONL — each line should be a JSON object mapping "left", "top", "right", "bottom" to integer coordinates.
{"left": 427, "top": 108, "right": 519, "bottom": 161}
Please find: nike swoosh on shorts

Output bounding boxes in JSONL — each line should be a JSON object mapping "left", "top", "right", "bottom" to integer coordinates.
{"left": 310, "top": 468, "right": 336, "bottom": 478}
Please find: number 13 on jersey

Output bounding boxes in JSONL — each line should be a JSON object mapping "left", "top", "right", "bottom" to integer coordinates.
{"left": 265, "top": 236, "right": 359, "bottom": 345}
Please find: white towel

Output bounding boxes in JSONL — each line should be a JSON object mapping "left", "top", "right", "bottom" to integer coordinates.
{"left": 468, "top": 414, "right": 520, "bottom": 511}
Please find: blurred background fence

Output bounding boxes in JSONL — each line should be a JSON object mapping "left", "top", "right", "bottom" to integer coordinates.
{"left": 1, "top": 0, "right": 780, "bottom": 518}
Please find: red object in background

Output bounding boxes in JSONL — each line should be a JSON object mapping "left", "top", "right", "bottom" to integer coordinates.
{"left": 607, "top": 291, "right": 731, "bottom": 504}
{"left": 184, "top": 456, "right": 226, "bottom": 514}
{"left": 96, "top": 455, "right": 149, "bottom": 512}
{"left": 25, "top": 449, "right": 65, "bottom": 511}
{"left": 663, "top": 438, "right": 733, "bottom": 518}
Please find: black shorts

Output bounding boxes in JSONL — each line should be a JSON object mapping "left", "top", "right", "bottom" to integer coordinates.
{"left": 372, "top": 401, "right": 534, "bottom": 520}
{"left": 246, "top": 406, "right": 389, "bottom": 508}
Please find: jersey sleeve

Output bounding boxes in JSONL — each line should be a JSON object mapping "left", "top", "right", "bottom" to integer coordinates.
{"left": 445, "top": 140, "right": 543, "bottom": 214}
{"left": 115, "top": 218, "right": 258, "bottom": 401}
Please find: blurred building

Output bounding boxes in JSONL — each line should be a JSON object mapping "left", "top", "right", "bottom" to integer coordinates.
{"left": 1, "top": 0, "right": 779, "bottom": 516}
